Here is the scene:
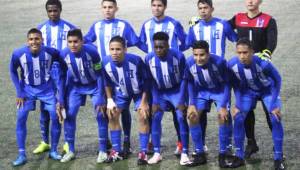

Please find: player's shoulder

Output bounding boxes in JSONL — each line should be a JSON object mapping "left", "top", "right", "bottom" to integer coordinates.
{"left": 37, "top": 20, "right": 49, "bottom": 29}
{"left": 169, "top": 48, "right": 184, "bottom": 58}
{"left": 126, "top": 53, "right": 143, "bottom": 63}
{"left": 253, "top": 55, "right": 272, "bottom": 69}
{"left": 44, "top": 46, "right": 59, "bottom": 54}
{"left": 83, "top": 44, "right": 99, "bottom": 55}
{"left": 60, "top": 19, "right": 76, "bottom": 29}
{"left": 227, "top": 56, "right": 239, "bottom": 67}
{"left": 145, "top": 51, "right": 156, "bottom": 61}
{"left": 165, "top": 16, "right": 181, "bottom": 25}
{"left": 210, "top": 54, "right": 226, "bottom": 64}
{"left": 186, "top": 55, "right": 195, "bottom": 65}
{"left": 12, "top": 45, "right": 28, "bottom": 57}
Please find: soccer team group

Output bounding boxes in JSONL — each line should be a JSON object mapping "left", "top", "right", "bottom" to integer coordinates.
{"left": 9, "top": 0, "right": 285, "bottom": 169}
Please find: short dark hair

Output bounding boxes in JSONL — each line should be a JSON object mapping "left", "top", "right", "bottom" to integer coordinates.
{"left": 67, "top": 29, "right": 83, "bottom": 40}
{"left": 45, "top": 0, "right": 62, "bottom": 10}
{"left": 102, "top": 0, "right": 117, "bottom": 5}
{"left": 151, "top": 0, "right": 167, "bottom": 6}
{"left": 110, "top": 36, "right": 126, "bottom": 48}
{"left": 27, "top": 28, "right": 42, "bottom": 37}
{"left": 153, "top": 32, "right": 169, "bottom": 42}
{"left": 197, "top": 0, "right": 213, "bottom": 7}
{"left": 192, "top": 40, "right": 209, "bottom": 53}
{"left": 236, "top": 38, "right": 253, "bottom": 49}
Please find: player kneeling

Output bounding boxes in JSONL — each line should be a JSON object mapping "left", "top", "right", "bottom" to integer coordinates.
{"left": 227, "top": 38, "right": 285, "bottom": 170}
{"left": 103, "top": 36, "right": 150, "bottom": 165}
{"left": 185, "top": 41, "right": 232, "bottom": 167}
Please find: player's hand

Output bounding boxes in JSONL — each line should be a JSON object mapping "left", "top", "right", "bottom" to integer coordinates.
{"left": 256, "top": 49, "right": 272, "bottom": 61}
{"left": 232, "top": 106, "right": 240, "bottom": 118}
{"left": 272, "top": 107, "right": 281, "bottom": 121}
{"left": 16, "top": 98, "right": 24, "bottom": 109}
{"left": 189, "top": 16, "right": 201, "bottom": 27}
{"left": 56, "top": 103, "right": 65, "bottom": 124}
{"left": 219, "top": 107, "right": 228, "bottom": 122}
{"left": 187, "top": 105, "right": 197, "bottom": 120}
{"left": 138, "top": 102, "right": 150, "bottom": 120}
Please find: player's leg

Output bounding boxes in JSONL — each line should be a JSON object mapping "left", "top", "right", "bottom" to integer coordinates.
{"left": 12, "top": 99, "right": 34, "bottom": 166}
{"left": 199, "top": 110, "right": 208, "bottom": 152}
{"left": 244, "top": 109, "right": 259, "bottom": 158}
{"left": 262, "top": 101, "right": 273, "bottom": 131}
{"left": 61, "top": 89, "right": 82, "bottom": 162}
{"left": 91, "top": 90, "right": 108, "bottom": 163}
{"left": 262, "top": 95, "right": 285, "bottom": 169}
{"left": 121, "top": 109, "right": 132, "bottom": 156}
{"left": 33, "top": 102, "right": 51, "bottom": 154}
{"left": 170, "top": 106, "right": 182, "bottom": 156}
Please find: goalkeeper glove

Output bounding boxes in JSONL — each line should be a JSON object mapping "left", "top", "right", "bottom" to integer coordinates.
{"left": 107, "top": 98, "right": 116, "bottom": 110}
{"left": 189, "top": 16, "right": 201, "bottom": 27}
{"left": 256, "top": 49, "right": 272, "bottom": 61}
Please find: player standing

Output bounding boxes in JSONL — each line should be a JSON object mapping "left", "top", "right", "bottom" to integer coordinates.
{"left": 228, "top": 0, "right": 278, "bottom": 158}
{"left": 10, "top": 28, "right": 64, "bottom": 166}
{"left": 227, "top": 38, "right": 284, "bottom": 170}
{"left": 34, "top": 0, "right": 77, "bottom": 154}
{"left": 139, "top": 0, "right": 187, "bottom": 155}
{"left": 103, "top": 36, "right": 150, "bottom": 165}
{"left": 84, "top": 0, "right": 140, "bottom": 155}
{"left": 145, "top": 32, "right": 190, "bottom": 166}
{"left": 59, "top": 29, "right": 107, "bottom": 163}
{"left": 185, "top": 40, "right": 232, "bottom": 168}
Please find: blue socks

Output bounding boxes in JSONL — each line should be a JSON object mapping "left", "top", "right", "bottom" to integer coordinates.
{"left": 96, "top": 111, "right": 108, "bottom": 152}
{"left": 50, "top": 111, "right": 61, "bottom": 152}
{"left": 233, "top": 113, "right": 246, "bottom": 159}
{"left": 16, "top": 109, "right": 28, "bottom": 155}
{"left": 40, "top": 110, "right": 50, "bottom": 144}
{"left": 121, "top": 109, "right": 131, "bottom": 144}
{"left": 176, "top": 110, "right": 189, "bottom": 154}
{"left": 111, "top": 130, "right": 122, "bottom": 152}
{"left": 270, "top": 114, "right": 284, "bottom": 160}
{"left": 151, "top": 111, "right": 163, "bottom": 153}
{"left": 190, "top": 124, "right": 204, "bottom": 153}
{"left": 139, "top": 133, "right": 150, "bottom": 152}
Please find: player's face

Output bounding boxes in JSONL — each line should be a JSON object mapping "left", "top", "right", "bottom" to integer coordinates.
{"left": 109, "top": 42, "right": 126, "bottom": 63}
{"left": 27, "top": 33, "right": 43, "bottom": 54}
{"left": 198, "top": 3, "right": 214, "bottom": 21}
{"left": 245, "top": 0, "right": 261, "bottom": 12}
{"left": 46, "top": 5, "right": 61, "bottom": 22}
{"left": 101, "top": 1, "right": 118, "bottom": 20}
{"left": 67, "top": 36, "right": 83, "bottom": 53}
{"left": 151, "top": 0, "right": 166, "bottom": 19}
{"left": 236, "top": 44, "right": 254, "bottom": 65}
{"left": 154, "top": 40, "right": 169, "bottom": 58}
{"left": 193, "top": 48, "right": 209, "bottom": 66}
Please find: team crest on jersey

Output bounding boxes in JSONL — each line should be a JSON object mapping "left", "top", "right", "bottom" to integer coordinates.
{"left": 213, "top": 30, "right": 220, "bottom": 39}
{"left": 61, "top": 31, "right": 68, "bottom": 40}
{"left": 256, "top": 18, "right": 265, "bottom": 27}
{"left": 40, "top": 60, "right": 49, "bottom": 69}
{"left": 112, "top": 27, "right": 121, "bottom": 36}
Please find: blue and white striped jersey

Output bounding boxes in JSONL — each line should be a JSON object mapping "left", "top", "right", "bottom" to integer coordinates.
{"left": 103, "top": 53, "right": 149, "bottom": 97}
{"left": 139, "top": 16, "right": 187, "bottom": 53}
{"left": 60, "top": 44, "right": 102, "bottom": 85}
{"left": 37, "top": 19, "right": 76, "bottom": 50}
{"left": 186, "top": 17, "right": 237, "bottom": 58}
{"left": 184, "top": 54, "right": 230, "bottom": 106}
{"left": 10, "top": 46, "right": 61, "bottom": 98}
{"left": 145, "top": 48, "right": 186, "bottom": 90}
{"left": 84, "top": 18, "right": 139, "bottom": 58}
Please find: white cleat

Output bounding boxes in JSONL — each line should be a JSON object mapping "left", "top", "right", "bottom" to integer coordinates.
{"left": 180, "top": 153, "right": 192, "bottom": 166}
{"left": 203, "top": 145, "right": 208, "bottom": 153}
{"left": 60, "top": 151, "right": 75, "bottom": 163}
{"left": 147, "top": 153, "right": 162, "bottom": 164}
{"left": 97, "top": 151, "right": 107, "bottom": 163}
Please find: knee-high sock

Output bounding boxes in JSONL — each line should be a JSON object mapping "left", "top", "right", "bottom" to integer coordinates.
{"left": 200, "top": 111, "right": 207, "bottom": 145}
{"left": 50, "top": 111, "right": 61, "bottom": 152}
{"left": 190, "top": 124, "right": 203, "bottom": 154}
{"left": 121, "top": 109, "right": 131, "bottom": 143}
{"left": 40, "top": 110, "right": 50, "bottom": 144}
{"left": 151, "top": 111, "right": 163, "bottom": 153}
{"left": 219, "top": 124, "right": 228, "bottom": 154}
{"left": 111, "top": 130, "right": 122, "bottom": 152}
{"left": 172, "top": 110, "right": 181, "bottom": 142}
{"left": 139, "top": 133, "right": 150, "bottom": 152}
{"left": 96, "top": 112, "right": 108, "bottom": 152}
{"left": 65, "top": 114, "right": 77, "bottom": 152}
{"left": 226, "top": 112, "right": 233, "bottom": 149}
{"left": 234, "top": 113, "right": 246, "bottom": 159}
{"left": 16, "top": 109, "right": 29, "bottom": 155}
{"left": 270, "top": 114, "right": 284, "bottom": 160}
{"left": 245, "top": 110, "right": 255, "bottom": 141}
{"left": 176, "top": 110, "right": 189, "bottom": 153}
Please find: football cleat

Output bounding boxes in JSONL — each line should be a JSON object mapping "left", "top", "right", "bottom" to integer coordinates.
{"left": 97, "top": 151, "right": 108, "bottom": 163}
{"left": 33, "top": 141, "right": 50, "bottom": 154}
{"left": 228, "top": 156, "right": 245, "bottom": 168}
{"left": 62, "top": 142, "right": 69, "bottom": 154}
{"left": 49, "top": 151, "right": 62, "bottom": 160}
{"left": 274, "top": 160, "right": 285, "bottom": 170}
{"left": 218, "top": 153, "right": 231, "bottom": 168}
{"left": 203, "top": 145, "right": 208, "bottom": 153}
{"left": 174, "top": 141, "right": 182, "bottom": 157}
{"left": 137, "top": 152, "right": 148, "bottom": 165}
{"left": 105, "top": 150, "right": 123, "bottom": 163}
{"left": 147, "top": 153, "right": 162, "bottom": 164}
{"left": 190, "top": 152, "right": 207, "bottom": 166}
{"left": 60, "top": 151, "right": 75, "bottom": 163}
{"left": 12, "top": 154, "right": 27, "bottom": 166}
{"left": 122, "top": 141, "right": 132, "bottom": 159}
{"left": 146, "top": 142, "right": 154, "bottom": 155}
{"left": 179, "top": 153, "right": 192, "bottom": 166}
{"left": 245, "top": 141, "right": 259, "bottom": 159}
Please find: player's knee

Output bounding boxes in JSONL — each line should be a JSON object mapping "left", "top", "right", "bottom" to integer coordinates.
{"left": 234, "top": 113, "right": 245, "bottom": 127}
{"left": 152, "top": 111, "right": 163, "bottom": 122}
{"left": 270, "top": 114, "right": 282, "bottom": 125}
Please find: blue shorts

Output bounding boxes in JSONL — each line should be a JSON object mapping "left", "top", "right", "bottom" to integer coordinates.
{"left": 114, "top": 92, "right": 142, "bottom": 111}
{"left": 21, "top": 82, "right": 56, "bottom": 113}
{"left": 156, "top": 88, "right": 186, "bottom": 111}
{"left": 195, "top": 91, "right": 230, "bottom": 112}
{"left": 238, "top": 91, "right": 282, "bottom": 113}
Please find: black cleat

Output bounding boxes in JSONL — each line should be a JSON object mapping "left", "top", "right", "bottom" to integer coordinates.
{"left": 218, "top": 154, "right": 231, "bottom": 168}
{"left": 190, "top": 152, "right": 207, "bottom": 166}
{"left": 146, "top": 142, "right": 154, "bottom": 155}
{"left": 274, "top": 160, "right": 285, "bottom": 170}
{"left": 245, "top": 140, "right": 259, "bottom": 159}
{"left": 122, "top": 141, "right": 132, "bottom": 159}
{"left": 137, "top": 152, "right": 148, "bottom": 165}
{"left": 107, "top": 140, "right": 112, "bottom": 150}
{"left": 228, "top": 156, "right": 245, "bottom": 168}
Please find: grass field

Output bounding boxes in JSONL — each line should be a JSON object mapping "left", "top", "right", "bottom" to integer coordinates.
{"left": 0, "top": 0, "right": 300, "bottom": 169}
